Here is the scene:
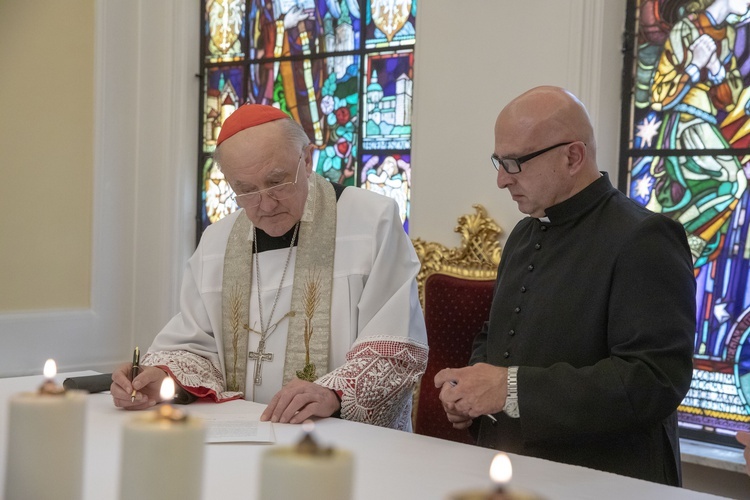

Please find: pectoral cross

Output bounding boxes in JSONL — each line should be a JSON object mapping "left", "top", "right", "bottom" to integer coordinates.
{"left": 248, "top": 338, "right": 273, "bottom": 386}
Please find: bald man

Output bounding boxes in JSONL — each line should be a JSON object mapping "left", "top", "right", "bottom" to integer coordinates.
{"left": 110, "top": 104, "right": 428, "bottom": 431}
{"left": 435, "top": 87, "right": 695, "bottom": 485}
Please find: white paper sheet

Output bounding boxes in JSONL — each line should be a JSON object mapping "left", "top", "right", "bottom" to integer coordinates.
{"left": 195, "top": 414, "right": 275, "bottom": 444}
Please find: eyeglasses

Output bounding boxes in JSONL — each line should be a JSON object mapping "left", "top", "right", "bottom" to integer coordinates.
{"left": 232, "top": 154, "right": 304, "bottom": 208}
{"left": 491, "top": 142, "right": 574, "bottom": 174}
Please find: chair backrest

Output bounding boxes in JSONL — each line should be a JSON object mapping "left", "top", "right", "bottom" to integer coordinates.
{"left": 411, "top": 205, "right": 502, "bottom": 443}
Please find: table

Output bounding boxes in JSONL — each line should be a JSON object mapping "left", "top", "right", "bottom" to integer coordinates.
{"left": 0, "top": 372, "right": 727, "bottom": 499}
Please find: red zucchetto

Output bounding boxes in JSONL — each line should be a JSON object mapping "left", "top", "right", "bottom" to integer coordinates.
{"left": 216, "top": 104, "right": 291, "bottom": 146}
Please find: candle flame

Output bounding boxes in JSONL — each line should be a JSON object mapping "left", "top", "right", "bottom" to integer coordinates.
{"left": 160, "top": 377, "right": 176, "bottom": 401}
{"left": 489, "top": 453, "right": 512, "bottom": 485}
{"left": 43, "top": 359, "right": 57, "bottom": 379}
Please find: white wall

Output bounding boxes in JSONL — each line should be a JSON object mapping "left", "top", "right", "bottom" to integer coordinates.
{"left": 0, "top": 0, "right": 198, "bottom": 376}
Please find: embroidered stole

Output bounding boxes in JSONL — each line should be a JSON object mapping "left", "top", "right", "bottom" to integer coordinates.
{"left": 221, "top": 175, "right": 337, "bottom": 396}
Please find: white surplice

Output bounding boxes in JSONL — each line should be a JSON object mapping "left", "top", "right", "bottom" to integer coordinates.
{"left": 144, "top": 182, "right": 428, "bottom": 431}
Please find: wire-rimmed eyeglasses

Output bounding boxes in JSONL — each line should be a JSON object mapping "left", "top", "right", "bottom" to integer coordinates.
{"left": 232, "top": 153, "right": 304, "bottom": 208}
{"left": 491, "top": 142, "right": 575, "bottom": 174}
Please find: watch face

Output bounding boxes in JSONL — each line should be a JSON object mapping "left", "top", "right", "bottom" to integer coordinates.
{"left": 503, "top": 399, "right": 519, "bottom": 418}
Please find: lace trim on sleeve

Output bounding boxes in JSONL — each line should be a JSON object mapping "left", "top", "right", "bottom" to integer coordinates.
{"left": 315, "top": 337, "right": 428, "bottom": 431}
{"left": 142, "top": 350, "right": 243, "bottom": 403}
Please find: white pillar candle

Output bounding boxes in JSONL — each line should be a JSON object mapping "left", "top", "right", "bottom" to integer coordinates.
{"left": 260, "top": 425, "right": 354, "bottom": 500}
{"left": 3, "top": 359, "right": 87, "bottom": 500}
{"left": 119, "top": 378, "right": 205, "bottom": 500}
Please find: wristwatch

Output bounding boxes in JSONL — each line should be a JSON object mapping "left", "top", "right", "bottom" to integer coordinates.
{"left": 503, "top": 366, "right": 520, "bottom": 418}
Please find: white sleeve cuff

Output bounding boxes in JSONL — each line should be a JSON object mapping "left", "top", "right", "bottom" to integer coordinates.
{"left": 708, "top": 65, "right": 726, "bottom": 85}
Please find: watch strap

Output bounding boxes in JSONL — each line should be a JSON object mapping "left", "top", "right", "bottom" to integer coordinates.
{"left": 503, "top": 366, "right": 519, "bottom": 418}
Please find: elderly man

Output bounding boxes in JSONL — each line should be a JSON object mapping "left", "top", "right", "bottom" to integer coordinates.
{"left": 435, "top": 86, "right": 695, "bottom": 484}
{"left": 111, "top": 104, "right": 428, "bottom": 430}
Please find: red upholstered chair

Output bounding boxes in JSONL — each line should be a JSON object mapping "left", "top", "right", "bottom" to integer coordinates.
{"left": 411, "top": 205, "right": 502, "bottom": 443}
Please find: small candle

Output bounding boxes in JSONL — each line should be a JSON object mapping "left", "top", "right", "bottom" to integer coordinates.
{"left": 260, "top": 421, "right": 354, "bottom": 500}
{"left": 119, "top": 377, "right": 205, "bottom": 500}
{"left": 490, "top": 453, "right": 512, "bottom": 497}
{"left": 448, "top": 453, "right": 544, "bottom": 500}
{"left": 3, "top": 359, "right": 87, "bottom": 500}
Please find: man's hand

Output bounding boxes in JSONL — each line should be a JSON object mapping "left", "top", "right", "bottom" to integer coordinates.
{"left": 110, "top": 364, "right": 168, "bottom": 410}
{"left": 261, "top": 379, "right": 341, "bottom": 424}
{"left": 736, "top": 431, "right": 750, "bottom": 476}
{"left": 434, "top": 363, "right": 507, "bottom": 421}
{"left": 441, "top": 403, "right": 474, "bottom": 430}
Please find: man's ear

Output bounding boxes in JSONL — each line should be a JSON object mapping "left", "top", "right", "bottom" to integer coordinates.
{"left": 303, "top": 143, "right": 315, "bottom": 175}
{"left": 566, "top": 141, "right": 587, "bottom": 175}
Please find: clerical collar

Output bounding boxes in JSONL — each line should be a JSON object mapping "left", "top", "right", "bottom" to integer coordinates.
{"left": 254, "top": 225, "right": 299, "bottom": 253}
{"left": 541, "top": 172, "right": 613, "bottom": 225}
{"left": 253, "top": 179, "right": 347, "bottom": 253}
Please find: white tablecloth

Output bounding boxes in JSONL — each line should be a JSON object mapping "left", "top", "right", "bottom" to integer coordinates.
{"left": 0, "top": 372, "right": 727, "bottom": 499}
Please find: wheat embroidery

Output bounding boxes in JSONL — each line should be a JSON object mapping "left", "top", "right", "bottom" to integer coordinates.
{"left": 228, "top": 283, "right": 244, "bottom": 391}
{"left": 296, "top": 269, "right": 322, "bottom": 381}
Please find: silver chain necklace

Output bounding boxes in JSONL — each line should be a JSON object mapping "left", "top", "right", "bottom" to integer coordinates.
{"left": 252, "top": 221, "right": 300, "bottom": 343}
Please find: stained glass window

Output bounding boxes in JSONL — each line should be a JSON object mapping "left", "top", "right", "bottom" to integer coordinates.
{"left": 198, "top": 0, "right": 417, "bottom": 240}
{"left": 620, "top": 0, "right": 750, "bottom": 447}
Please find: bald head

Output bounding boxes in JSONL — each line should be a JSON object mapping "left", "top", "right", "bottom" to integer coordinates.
{"left": 497, "top": 86, "right": 596, "bottom": 158}
{"left": 493, "top": 86, "right": 601, "bottom": 217}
